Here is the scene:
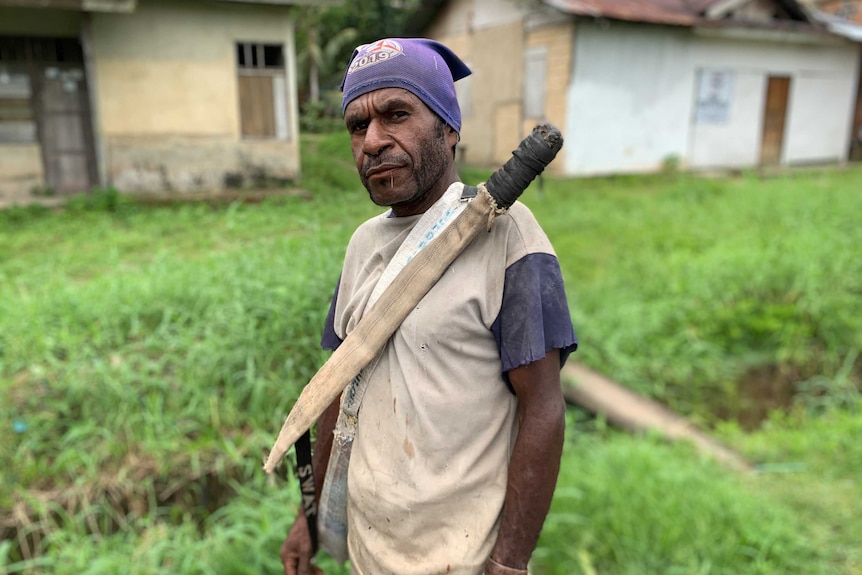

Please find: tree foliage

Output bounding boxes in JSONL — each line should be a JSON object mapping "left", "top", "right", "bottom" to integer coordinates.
{"left": 293, "top": 0, "right": 423, "bottom": 106}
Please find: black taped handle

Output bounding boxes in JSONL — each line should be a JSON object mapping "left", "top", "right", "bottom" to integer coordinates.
{"left": 485, "top": 124, "right": 564, "bottom": 209}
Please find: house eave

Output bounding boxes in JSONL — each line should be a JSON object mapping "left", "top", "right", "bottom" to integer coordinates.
{"left": 0, "top": 0, "right": 136, "bottom": 12}
{"left": 0, "top": 0, "right": 337, "bottom": 12}
{"left": 694, "top": 20, "right": 849, "bottom": 43}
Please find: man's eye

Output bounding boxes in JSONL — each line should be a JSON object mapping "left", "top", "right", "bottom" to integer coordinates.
{"left": 350, "top": 122, "right": 368, "bottom": 133}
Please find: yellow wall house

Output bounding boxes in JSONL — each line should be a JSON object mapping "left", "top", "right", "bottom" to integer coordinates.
{"left": 0, "top": 0, "right": 326, "bottom": 202}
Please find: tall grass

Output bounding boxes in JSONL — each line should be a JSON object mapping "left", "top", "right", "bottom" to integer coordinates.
{"left": 523, "top": 170, "right": 862, "bottom": 421}
{"left": 1, "top": 132, "right": 860, "bottom": 573}
{"left": 534, "top": 432, "right": 824, "bottom": 575}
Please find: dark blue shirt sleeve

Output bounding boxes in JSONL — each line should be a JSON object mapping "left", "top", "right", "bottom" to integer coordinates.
{"left": 320, "top": 277, "right": 343, "bottom": 351}
{"left": 491, "top": 252, "right": 578, "bottom": 383}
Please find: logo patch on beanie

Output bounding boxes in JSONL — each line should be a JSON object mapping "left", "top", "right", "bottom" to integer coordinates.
{"left": 348, "top": 39, "right": 403, "bottom": 75}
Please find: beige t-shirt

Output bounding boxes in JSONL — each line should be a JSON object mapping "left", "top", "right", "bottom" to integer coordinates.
{"left": 325, "top": 201, "right": 572, "bottom": 575}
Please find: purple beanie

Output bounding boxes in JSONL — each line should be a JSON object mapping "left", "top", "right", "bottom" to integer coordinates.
{"left": 340, "top": 38, "right": 472, "bottom": 132}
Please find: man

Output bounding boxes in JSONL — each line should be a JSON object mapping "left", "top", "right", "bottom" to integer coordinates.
{"left": 281, "top": 38, "right": 577, "bottom": 575}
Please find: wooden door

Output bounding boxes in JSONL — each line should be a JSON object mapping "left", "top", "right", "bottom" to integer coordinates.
{"left": 760, "top": 76, "right": 790, "bottom": 165}
{"left": 35, "top": 65, "right": 96, "bottom": 194}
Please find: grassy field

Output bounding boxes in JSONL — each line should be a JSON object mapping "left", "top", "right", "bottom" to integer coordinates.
{"left": 1, "top": 132, "right": 860, "bottom": 574}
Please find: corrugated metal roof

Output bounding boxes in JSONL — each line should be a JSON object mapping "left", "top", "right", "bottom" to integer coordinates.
{"left": 542, "top": 0, "right": 818, "bottom": 28}
{"left": 542, "top": 0, "right": 712, "bottom": 26}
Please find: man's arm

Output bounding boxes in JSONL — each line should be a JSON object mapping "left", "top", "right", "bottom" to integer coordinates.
{"left": 280, "top": 396, "right": 340, "bottom": 575}
{"left": 486, "top": 349, "right": 566, "bottom": 574}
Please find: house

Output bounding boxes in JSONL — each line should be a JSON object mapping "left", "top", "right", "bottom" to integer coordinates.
{"left": 810, "top": 1, "right": 862, "bottom": 158}
{"left": 412, "top": 0, "right": 862, "bottom": 175}
{"left": 0, "top": 0, "right": 330, "bottom": 203}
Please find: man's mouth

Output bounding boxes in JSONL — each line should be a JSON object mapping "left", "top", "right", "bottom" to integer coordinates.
{"left": 365, "top": 163, "right": 403, "bottom": 179}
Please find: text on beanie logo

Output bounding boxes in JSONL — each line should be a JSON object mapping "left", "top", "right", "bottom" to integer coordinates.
{"left": 348, "top": 39, "right": 403, "bottom": 74}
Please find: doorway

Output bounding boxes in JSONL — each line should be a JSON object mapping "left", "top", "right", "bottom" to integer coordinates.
{"left": 0, "top": 37, "right": 96, "bottom": 194}
{"left": 759, "top": 75, "right": 791, "bottom": 165}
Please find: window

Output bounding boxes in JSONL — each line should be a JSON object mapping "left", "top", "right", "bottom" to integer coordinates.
{"left": 1, "top": 37, "right": 84, "bottom": 144}
{"left": 0, "top": 66, "right": 35, "bottom": 143}
{"left": 236, "top": 42, "right": 288, "bottom": 140}
{"left": 523, "top": 46, "right": 547, "bottom": 120}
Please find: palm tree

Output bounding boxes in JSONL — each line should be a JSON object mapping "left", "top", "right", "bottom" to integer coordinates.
{"left": 296, "top": 7, "right": 358, "bottom": 105}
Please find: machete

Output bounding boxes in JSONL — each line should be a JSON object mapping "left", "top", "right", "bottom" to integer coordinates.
{"left": 263, "top": 123, "right": 564, "bottom": 474}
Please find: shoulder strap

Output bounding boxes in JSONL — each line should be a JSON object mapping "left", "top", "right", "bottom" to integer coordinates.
{"left": 294, "top": 430, "right": 318, "bottom": 553}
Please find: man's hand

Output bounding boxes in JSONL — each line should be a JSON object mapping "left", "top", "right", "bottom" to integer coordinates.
{"left": 280, "top": 512, "right": 323, "bottom": 575}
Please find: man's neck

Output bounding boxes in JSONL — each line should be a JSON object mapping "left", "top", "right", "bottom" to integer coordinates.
{"left": 390, "top": 170, "right": 460, "bottom": 217}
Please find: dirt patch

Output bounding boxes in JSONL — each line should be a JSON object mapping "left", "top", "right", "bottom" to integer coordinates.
{"left": 724, "top": 364, "right": 802, "bottom": 430}
{"left": 0, "top": 452, "right": 244, "bottom": 566}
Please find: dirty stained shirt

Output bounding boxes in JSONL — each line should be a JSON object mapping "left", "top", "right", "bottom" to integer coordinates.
{"left": 322, "top": 201, "right": 577, "bottom": 575}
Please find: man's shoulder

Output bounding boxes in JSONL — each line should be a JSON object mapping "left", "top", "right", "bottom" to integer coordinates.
{"left": 346, "top": 211, "right": 390, "bottom": 247}
{"left": 499, "top": 201, "right": 556, "bottom": 261}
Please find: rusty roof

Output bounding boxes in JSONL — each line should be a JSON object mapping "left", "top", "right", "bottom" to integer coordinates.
{"left": 543, "top": 0, "right": 716, "bottom": 25}
{"left": 542, "top": 0, "right": 814, "bottom": 27}
{"left": 406, "top": 0, "right": 821, "bottom": 35}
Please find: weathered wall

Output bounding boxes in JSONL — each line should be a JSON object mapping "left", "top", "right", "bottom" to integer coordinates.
{"left": 522, "top": 22, "right": 573, "bottom": 173}
{"left": 565, "top": 22, "right": 693, "bottom": 175}
{"left": 691, "top": 29, "right": 859, "bottom": 168}
{"left": 91, "top": 0, "right": 301, "bottom": 192}
{"left": 0, "top": 0, "right": 302, "bottom": 197}
{"left": 0, "top": 144, "right": 45, "bottom": 204}
{"left": 565, "top": 19, "right": 860, "bottom": 175}
{"left": 427, "top": 0, "right": 571, "bottom": 168}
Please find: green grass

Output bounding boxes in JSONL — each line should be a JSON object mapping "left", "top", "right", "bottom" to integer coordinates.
{"left": 1, "top": 132, "right": 860, "bottom": 574}
{"left": 535, "top": 432, "right": 823, "bottom": 575}
{"left": 524, "top": 169, "right": 862, "bottom": 421}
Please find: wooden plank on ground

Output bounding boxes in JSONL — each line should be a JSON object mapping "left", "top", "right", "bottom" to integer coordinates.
{"left": 561, "top": 363, "right": 752, "bottom": 473}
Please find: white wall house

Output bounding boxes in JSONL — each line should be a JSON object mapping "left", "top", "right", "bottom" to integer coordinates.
{"left": 417, "top": 0, "right": 862, "bottom": 175}
{"left": 566, "top": 20, "right": 859, "bottom": 175}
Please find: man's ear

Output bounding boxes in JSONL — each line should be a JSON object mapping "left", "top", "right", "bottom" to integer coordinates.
{"left": 445, "top": 125, "right": 459, "bottom": 147}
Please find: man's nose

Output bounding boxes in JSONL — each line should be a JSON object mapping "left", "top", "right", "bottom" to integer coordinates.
{"left": 362, "top": 120, "right": 391, "bottom": 156}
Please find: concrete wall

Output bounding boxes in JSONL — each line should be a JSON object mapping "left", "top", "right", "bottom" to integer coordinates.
{"left": 91, "top": 0, "right": 301, "bottom": 192}
{"left": 523, "top": 22, "right": 573, "bottom": 173}
{"left": 0, "top": 144, "right": 45, "bottom": 204}
{"left": 426, "top": 0, "right": 529, "bottom": 167}
{"left": 565, "top": 19, "right": 860, "bottom": 175}
{"left": 0, "top": 1, "right": 301, "bottom": 198}
{"left": 690, "top": 30, "right": 859, "bottom": 168}
{"left": 427, "top": 0, "right": 573, "bottom": 169}
{"left": 565, "top": 22, "right": 693, "bottom": 175}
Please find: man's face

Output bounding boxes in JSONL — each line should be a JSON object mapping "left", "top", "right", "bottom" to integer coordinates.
{"left": 344, "top": 88, "right": 458, "bottom": 216}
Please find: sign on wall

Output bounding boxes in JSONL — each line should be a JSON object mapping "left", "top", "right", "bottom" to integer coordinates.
{"left": 696, "top": 69, "right": 735, "bottom": 124}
